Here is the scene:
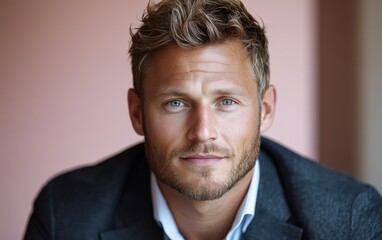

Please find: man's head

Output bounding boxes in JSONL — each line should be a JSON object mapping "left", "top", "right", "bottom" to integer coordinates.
{"left": 128, "top": 0, "right": 275, "bottom": 201}
{"left": 129, "top": 0, "right": 270, "bottom": 100}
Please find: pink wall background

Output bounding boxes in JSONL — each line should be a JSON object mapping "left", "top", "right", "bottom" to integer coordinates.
{"left": 0, "top": 1, "right": 316, "bottom": 239}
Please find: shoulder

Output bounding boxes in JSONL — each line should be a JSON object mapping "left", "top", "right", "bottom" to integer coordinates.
{"left": 44, "top": 142, "right": 146, "bottom": 195}
{"left": 260, "top": 137, "right": 370, "bottom": 193}
{"left": 260, "top": 137, "right": 382, "bottom": 239}
{"left": 25, "top": 143, "right": 148, "bottom": 239}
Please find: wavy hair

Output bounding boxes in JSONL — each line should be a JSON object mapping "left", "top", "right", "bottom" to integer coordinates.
{"left": 129, "top": 0, "right": 269, "bottom": 99}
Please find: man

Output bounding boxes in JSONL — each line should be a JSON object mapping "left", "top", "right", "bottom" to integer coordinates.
{"left": 25, "top": 0, "right": 382, "bottom": 239}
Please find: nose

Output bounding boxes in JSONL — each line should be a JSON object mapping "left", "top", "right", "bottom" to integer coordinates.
{"left": 186, "top": 105, "right": 218, "bottom": 143}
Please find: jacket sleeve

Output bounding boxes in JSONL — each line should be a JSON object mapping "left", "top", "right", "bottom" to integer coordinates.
{"left": 24, "top": 184, "right": 55, "bottom": 240}
{"left": 351, "top": 185, "right": 382, "bottom": 240}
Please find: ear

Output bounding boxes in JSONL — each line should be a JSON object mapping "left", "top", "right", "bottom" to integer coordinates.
{"left": 128, "top": 88, "right": 144, "bottom": 136}
{"left": 260, "top": 85, "right": 276, "bottom": 132}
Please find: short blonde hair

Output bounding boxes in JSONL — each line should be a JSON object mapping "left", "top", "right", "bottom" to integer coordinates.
{"left": 129, "top": 0, "right": 270, "bottom": 99}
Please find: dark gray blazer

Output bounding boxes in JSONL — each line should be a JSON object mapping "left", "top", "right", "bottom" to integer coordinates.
{"left": 24, "top": 138, "right": 382, "bottom": 239}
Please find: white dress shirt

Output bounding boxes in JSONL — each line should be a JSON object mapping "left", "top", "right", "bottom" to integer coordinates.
{"left": 151, "top": 160, "right": 260, "bottom": 240}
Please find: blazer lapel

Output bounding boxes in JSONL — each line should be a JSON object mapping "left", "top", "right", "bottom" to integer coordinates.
{"left": 99, "top": 219, "right": 163, "bottom": 240}
{"left": 242, "top": 151, "right": 303, "bottom": 240}
{"left": 100, "top": 147, "right": 164, "bottom": 240}
{"left": 242, "top": 207, "right": 303, "bottom": 240}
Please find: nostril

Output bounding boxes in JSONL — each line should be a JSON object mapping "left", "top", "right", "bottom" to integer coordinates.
{"left": 187, "top": 117, "right": 217, "bottom": 142}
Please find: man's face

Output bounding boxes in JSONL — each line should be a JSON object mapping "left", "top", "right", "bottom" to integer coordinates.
{"left": 131, "top": 40, "right": 266, "bottom": 201}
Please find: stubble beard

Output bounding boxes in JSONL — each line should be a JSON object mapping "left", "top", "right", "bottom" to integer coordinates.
{"left": 144, "top": 128, "right": 261, "bottom": 201}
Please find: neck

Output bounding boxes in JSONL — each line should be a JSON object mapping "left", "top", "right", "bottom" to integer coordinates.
{"left": 158, "top": 169, "right": 254, "bottom": 240}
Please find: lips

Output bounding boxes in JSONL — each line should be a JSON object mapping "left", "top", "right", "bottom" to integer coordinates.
{"left": 180, "top": 154, "right": 224, "bottom": 165}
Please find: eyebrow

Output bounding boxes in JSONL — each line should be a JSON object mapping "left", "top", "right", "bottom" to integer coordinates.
{"left": 211, "top": 89, "right": 248, "bottom": 97}
{"left": 156, "top": 88, "right": 249, "bottom": 99}
{"left": 155, "top": 89, "right": 189, "bottom": 99}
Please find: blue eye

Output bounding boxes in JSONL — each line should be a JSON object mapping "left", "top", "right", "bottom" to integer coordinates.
{"left": 221, "top": 99, "right": 235, "bottom": 105}
{"left": 167, "top": 100, "right": 183, "bottom": 107}
{"left": 163, "top": 100, "right": 187, "bottom": 113}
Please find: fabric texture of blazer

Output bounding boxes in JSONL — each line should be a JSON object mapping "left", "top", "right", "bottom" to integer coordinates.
{"left": 24, "top": 137, "right": 382, "bottom": 240}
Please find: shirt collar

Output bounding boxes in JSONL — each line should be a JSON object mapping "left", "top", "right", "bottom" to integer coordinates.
{"left": 227, "top": 159, "right": 260, "bottom": 238}
{"left": 151, "top": 172, "right": 184, "bottom": 240}
{"left": 151, "top": 160, "right": 260, "bottom": 240}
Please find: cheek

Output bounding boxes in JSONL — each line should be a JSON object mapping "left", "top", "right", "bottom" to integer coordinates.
{"left": 144, "top": 109, "right": 187, "bottom": 146}
{"left": 218, "top": 110, "right": 260, "bottom": 143}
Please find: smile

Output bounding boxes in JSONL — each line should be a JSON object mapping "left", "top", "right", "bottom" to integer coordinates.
{"left": 180, "top": 155, "right": 225, "bottom": 165}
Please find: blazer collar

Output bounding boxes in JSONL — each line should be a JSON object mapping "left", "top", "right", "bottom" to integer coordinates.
{"left": 241, "top": 151, "right": 303, "bottom": 240}
{"left": 100, "top": 144, "right": 163, "bottom": 239}
{"left": 99, "top": 219, "right": 162, "bottom": 240}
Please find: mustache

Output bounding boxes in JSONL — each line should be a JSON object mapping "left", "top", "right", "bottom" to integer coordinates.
{"left": 171, "top": 143, "right": 233, "bottom": 158}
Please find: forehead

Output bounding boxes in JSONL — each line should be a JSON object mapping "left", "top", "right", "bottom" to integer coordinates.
{"left": 150, "top": 40, "right": 250, "bottom": 70}
{"left": 143, "top": 40, "right": 256, "bottom": 94}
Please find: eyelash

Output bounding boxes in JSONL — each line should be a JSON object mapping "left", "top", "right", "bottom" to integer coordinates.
{"left": 162, "top": 98, "right": 239, "bottom": 112}
{"left": 162, "top": 99, "right": 188, "bottom": 113}
{"left": 165, "top": 100, "right": 185, "bottom": 107}
{"left": 219, "top": 99, "right": 236, "bottom": 106}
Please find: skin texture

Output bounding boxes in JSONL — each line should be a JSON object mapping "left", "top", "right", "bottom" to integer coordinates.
{"left": 128, "top": 40, "right": 276, "bottom": 240}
